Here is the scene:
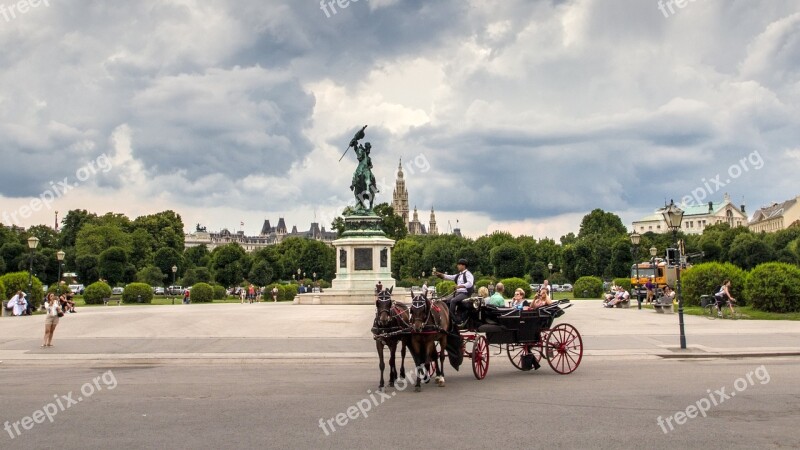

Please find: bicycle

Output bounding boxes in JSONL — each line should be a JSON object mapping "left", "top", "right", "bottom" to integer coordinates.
{"left": 701, "top": 295, "right": 741, "bottom": 320}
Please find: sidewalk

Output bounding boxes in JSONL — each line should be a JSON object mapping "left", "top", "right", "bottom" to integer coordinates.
{"left": 0, "top": 301, "right": 797, "bottom": 364}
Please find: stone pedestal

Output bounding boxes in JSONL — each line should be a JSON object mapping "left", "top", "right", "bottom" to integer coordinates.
{"left": 296, "top": 213, "right": 397, "bottom": 305}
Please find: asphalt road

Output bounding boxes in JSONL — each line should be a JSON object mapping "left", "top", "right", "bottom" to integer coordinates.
{"left": 1, "top": 357, "right": 797, "bottom": 450}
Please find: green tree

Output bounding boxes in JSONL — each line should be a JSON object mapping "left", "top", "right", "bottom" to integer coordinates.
{"left": 490, "top": 243, "right": 526, "bottom": 278}
{"left": 728, "top": 233, "right": 774, "bottom": 270}
{"left": 59, "top": 209, "right": 97, "bottom": 249}
{"left": 391, "top": 238, "right": 424, "bottom": 280}
{"left": 129, "top": 228, "right": 156, "bottom": 269}
{"left": 98, "top": 247, "right": 128, "bottom": 286}
{"left": 75, "top": 254, "right": 99, "bottom": 284}
{"left": 578, "top": 209, "right": 627, "bottom": 239}
{"left": 248, "top": 260, "right": 274, "bottom": 287}
{"left": 136, "top": 266, "right": 165, "bottom": 287}
{"left": 373, "top": 203, "right": 408, "bottom": 241}
{"left": 132, "top": 210, "right": 185, "bottom": 253}
{"left": 153, "top": 247, "right": 184, "bottom": 280}
{"left": 75, "top": 224, "right": 131, "bottom": 257}
{"left": 211, "top": 243, "right": 247, "bottom": 287}
{"left": 184, "top": 245, "right": 211, "bottom": 268}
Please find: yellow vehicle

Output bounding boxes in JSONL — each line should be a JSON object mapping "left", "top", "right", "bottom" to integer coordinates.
{"left": 629, "top": 259, "right": 681, "bottom": 300}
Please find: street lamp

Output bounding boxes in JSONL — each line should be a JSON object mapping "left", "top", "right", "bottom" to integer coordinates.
{"left": 56, "top": 250, "right": 65, "bottom": 296}
{"left": 661, "top": 199, "right": 686, "bottom": 349}
{"left": 27, "top": 236, "right": 39, "bottom": 302}
{"left": 172, "top": 265, "right": 178, "bottom": 304}
{"left": 630, "top": 232, "right": 641, "bottom": 309}
{"left": 547, "top": 262, "right": 553, "bottom": 298}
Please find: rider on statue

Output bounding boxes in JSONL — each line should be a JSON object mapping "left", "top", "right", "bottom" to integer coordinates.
{"left": 342, "top": 125, "right": 378, "bottom": 212}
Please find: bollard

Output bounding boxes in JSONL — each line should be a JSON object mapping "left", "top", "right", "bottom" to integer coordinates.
{"left": 137, "top": 294, "right": 142, "bottom": 304}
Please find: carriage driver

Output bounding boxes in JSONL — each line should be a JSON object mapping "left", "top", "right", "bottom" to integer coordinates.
{"left": 434, "top": 258, "right": 475, "bottom": 324}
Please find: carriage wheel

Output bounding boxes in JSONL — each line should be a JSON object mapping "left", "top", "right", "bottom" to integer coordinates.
{"left": 507, "top": 343, "right": 542, "bottom": 371}
{"left": 545, "top": 323, "right": 583, "bottom": 375}
{"left": 471, "top": 335, "right": 489, "bottom": 380}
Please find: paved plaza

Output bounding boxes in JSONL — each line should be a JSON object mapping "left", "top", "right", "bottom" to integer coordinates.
{"left": 1, "top": 301, "right": 798, "bottom": 449}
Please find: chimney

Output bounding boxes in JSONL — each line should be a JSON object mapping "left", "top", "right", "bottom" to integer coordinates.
{"left": 708, "top": 201, "right": 713, "bottom": 213}
{"left": 740, "top": 204, "right": 745, "bottom": 213}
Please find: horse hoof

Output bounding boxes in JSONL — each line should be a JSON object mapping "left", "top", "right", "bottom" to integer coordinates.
{"left": 437, "top": 378, "right": 445, "bottom": 387}
{"left": 377, "top": 387, "right": 384, "bottom": 392}
{"left": 414, "top": 386, "right": 421, "bottom": 392}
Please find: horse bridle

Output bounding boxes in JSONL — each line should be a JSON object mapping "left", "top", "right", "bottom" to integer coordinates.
{"left": 376, "top": 293, "right": 408, "bottom": 328}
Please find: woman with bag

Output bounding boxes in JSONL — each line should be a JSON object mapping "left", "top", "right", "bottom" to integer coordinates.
{"left": 42, "top": 293, "right": 63, "bottom": 348}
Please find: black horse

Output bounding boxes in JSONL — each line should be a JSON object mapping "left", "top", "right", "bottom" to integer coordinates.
{"left": 408, "top": 293, "right": 450, "bottom": 392}
{"left": 372, "top": 287, "right": 409, "bottom": 391}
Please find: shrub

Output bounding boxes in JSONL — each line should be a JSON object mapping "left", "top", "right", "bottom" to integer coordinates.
{"left": 475, "top": 278, "right": 494, "bottom": 291}
{"left": 681, "top": 262, "right": 747, "bottom": 307}
{"left": 613, "top": 278, "right": 632, "bottom": 291}
{"left": 318, "top": 279, "right": 331, "bottom": 289}
{"left": 574, "top": 276, "right": 603, "bottom": 298}
{"left": 436, "top": 280, "right": 456, "bottom": 297}
{"left": 744, "top": 262, "right": 800, "bottom": 313}
{"left": 0, "top": 271, "right": 44, "bottom": 308}
{"left": 84, "top": 281, "right": 112, "bottom": 305}
{"left": 282, "top": 284, "right": 298, "bottom": 301}
{"left": 122, "top": 282, "right": 154, "bottom": 304}
{"left": 395, "top": 278, "right": 414, "bottom": 288}
{"left": 0, "top": 280, "right": 4, "bottom": 302}
{"left": 500, "top": 277, "right": 531, "bottom": 299}
{"left": 212, "top": 284, "right": 227, "bottom": 300}
{"left": 190, "top": 283, "right": 213, "bottom": 303}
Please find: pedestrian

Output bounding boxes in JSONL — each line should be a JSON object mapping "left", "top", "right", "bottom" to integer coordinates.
{"left": 42, "top": 293, "right": 62, "bottom": 348}
{"left": 375, "top": 281, "right": 383, "bottom": 297}
{"left": 183, "top": 289, "right": 191, "bottom": 304}
{"left": 271, "top": 286, "right": 279, "bottom": 302}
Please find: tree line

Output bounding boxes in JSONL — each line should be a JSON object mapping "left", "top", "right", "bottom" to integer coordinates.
{"left": 1, "top": 207, "right": 798, "bottom": 290}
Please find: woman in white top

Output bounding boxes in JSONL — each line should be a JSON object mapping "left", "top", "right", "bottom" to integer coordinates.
{"left": 42, "top": 293, "right": 62, "bottom": 348}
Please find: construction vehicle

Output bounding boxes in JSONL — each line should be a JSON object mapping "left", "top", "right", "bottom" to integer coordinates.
{"left": 629, "top": 249, "right": 702, "bottom": 301}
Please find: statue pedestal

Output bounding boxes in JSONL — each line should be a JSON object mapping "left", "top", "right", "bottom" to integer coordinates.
{"left": 296, "top": 213, "right": 396, "bottom": 305}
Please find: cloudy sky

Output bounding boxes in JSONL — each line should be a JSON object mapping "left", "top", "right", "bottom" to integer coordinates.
{"left": 1, "top": 0, "right": 799, "bottom": 240}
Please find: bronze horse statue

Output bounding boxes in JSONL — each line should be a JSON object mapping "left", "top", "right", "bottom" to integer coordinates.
{"left": 408, "top": 292, "right": 450, "bottom": 392}
{"left": 372, "top": 287, "right": 409, "bottom": 391}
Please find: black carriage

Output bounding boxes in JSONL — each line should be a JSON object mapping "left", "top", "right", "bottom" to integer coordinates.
{"left": 452, "top": 298, "right": 583, "bottom": 379}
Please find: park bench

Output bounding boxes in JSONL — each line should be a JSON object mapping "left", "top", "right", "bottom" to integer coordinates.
{"left": 103, "top": 297, "right": 122, "bottom": 306}
{"left": 653, "top": 297, "right": 673, "bottom": 313}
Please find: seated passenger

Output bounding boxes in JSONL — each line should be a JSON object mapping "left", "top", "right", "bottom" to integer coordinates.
{"left": 604, "top": 287, "right": 629, "bottom": 308}
{"left": 654, "top": 286, "right": 675, "bottom": 305}
{"left": 477, "top": 286, "right": 490, "bottom": 300}
{"left": 510, "top": 288, "right": 527, "bottom": 309}
{"left": 487, "top": 282, "right": 506, "bottom": 307}
{"left": 532, "top": 287, "right": 553, "bottom": 309}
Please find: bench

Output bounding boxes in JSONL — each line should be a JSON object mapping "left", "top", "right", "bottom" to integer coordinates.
{"left": 653, "top": 297, "right": 674, "bottom": 313}
{"left": 102, "top": 297, "right": 122, "bottom": 306}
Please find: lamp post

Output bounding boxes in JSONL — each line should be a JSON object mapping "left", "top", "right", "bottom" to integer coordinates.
{"left": 547, "top": 262, "right": 553, "bottom": 298}
{"left": 172, "top": 265, "right": 177, "bottom": 305}
{"left": 27, "top": 236, "right": 40, "bottom": 302}
{"left": 662, "top": 199, "right": 686, "bottom": 349}
{"left": 630, "top": 232, "right": 641, "bottom": 309}
{"left": 56, "top": 250, "right": 65, "bottom": 297}
{"left": 297, "top": 268, "right": 301, "bottom": 282}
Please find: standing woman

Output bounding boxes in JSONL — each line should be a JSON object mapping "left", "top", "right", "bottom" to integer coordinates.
{"left": 42, "top": 293, "right": 62, "bottom": 348}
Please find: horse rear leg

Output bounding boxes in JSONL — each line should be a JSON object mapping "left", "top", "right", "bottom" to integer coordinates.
{"left": 436, "top": 336, "right": 447, "bottom": 387}
{"left": 399, "top": 338, "right": 407, "bottom": 379}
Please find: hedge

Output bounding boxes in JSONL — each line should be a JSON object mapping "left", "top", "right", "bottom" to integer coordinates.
{"left": 681, "top": 262, "right": 747, "bottom": 307}
{"left": 0, "top": 272, "right": 44, "bottom": 308}
{"left": 574, "top": 276, "right": 603, "bottom": 298}
{"left": 744, "top": 262, "right": 800, "bottom": 313}
{"left": 282, "top": 284, "right": 298, "bottom": 301}
{"left": 500, "top": 277, "right": 531, "bottom": 299}
{"left": 190, "top": 283, "right": 214, "bottom": 303}
{"left": 436, "top": 280, "right": 456, "bottom": 297}
{"left": 212, "top": 284, "right": 227, "bottom": 300}
{"left": 475, "top": 279, "right": 495, "bottom": 291}
{"left": 613, "top": 278, "right": 632, "bottom": 291}
{"left": 122, "top": 282, "right": 154, "bottom": 304}
{"left": 84, "top": 281, "right": 112, "bottom": 305}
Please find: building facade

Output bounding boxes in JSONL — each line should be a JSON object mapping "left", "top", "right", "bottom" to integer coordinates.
{"left": 748, "top": 195, "right": 800, "bottom": 233}
{"left": 632, "top": 194, "right": 748, "bottom": 234}
{"left": 184, "top": 219, "right": 336, "bottom": 252}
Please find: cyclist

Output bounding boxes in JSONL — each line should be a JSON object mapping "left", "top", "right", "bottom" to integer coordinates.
{"left": 714, "top": 280, "right": 736, "bottom": 317}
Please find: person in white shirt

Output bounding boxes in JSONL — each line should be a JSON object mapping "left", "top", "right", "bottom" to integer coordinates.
{"left": 434, "top": 258, "right": 475, "bottom": 324}
{"left": 42, "top": 293, "right": 63, "bottom": 347}
{"left": 8, "top": 291, "right": 28, "bottom": 316}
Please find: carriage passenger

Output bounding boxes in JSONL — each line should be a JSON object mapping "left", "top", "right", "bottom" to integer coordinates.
{"left": 532, "top": 287, "right": 553, "bottom": 309}
{"left": 487, "top": 282, "right": 506, "bottom": 307}
{"left": 510, "top": 288, "right": 527, "bottom": 309}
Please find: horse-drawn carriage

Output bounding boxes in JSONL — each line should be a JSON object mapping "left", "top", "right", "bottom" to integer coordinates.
{"left": 372, "top": 288, "right": 583, "bottom": 391}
